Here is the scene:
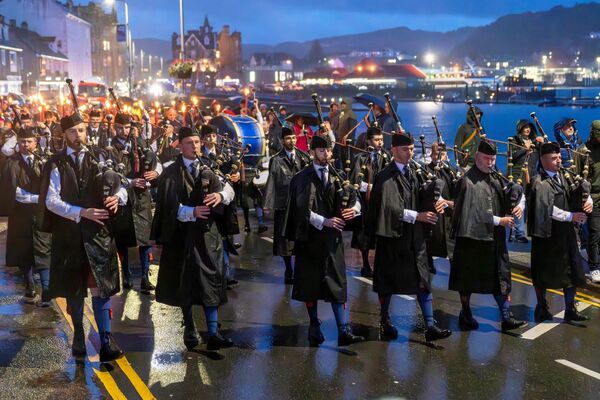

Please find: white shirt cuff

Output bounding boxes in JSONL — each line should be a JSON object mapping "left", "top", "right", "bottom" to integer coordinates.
{"left": 177, "top": 204, "right": 196, "bottom": 222}
{"left": 115, "top": 187, "right": 128, "bottom": 205}
{"left": 552, "top": 206, "right": 573, "bottom": 222}
{"left": 359, "top": 181, "right": 369, "bottom": 193}
{"left": 402, "top": 209, "right": 418, "bottom": 224}
{"left": 219, "top": 182, "right": 235, "bottom": 205}
{"left": 309, "top": 211, "right": 325, "bottom": 230}
{"left": 493, "top": 216, "right": 501, "bottom": 226}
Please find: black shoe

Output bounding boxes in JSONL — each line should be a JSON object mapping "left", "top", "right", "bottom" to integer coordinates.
{"left": 244, "top": 225, "right": 251, "bottom": 233}
{"left": 459, "top": 310, "right": 479, "bottom": 330}
{"left": 206, "top": 332, "right": 234, "bottom": 351}
{"left": 515, "top": 236, "right": 529, "bottom": 244}
{"left": 141, "top": 278, "right": 155, "bottom": 292}
{"left": 337, "top": 325, "right": 365, "bottom": 346}
{"left": 183, "top": 324, "right": 200, "bottom": 350}
{"left": 564, "top": 307, "right": 590, "bottom": 322}
{"left": 123, "top": 280, "right": 133, "bottom": 290}
{"left": 501, "top": 317, "right": 528, "bottom": 332}
{"left": 360, "top": 267, "right": 373, "bottom": 278}
{"left": 534, "top": 303, "right": 553, "bottom": 323}
{"left": 72, "top": 324, "right": 86, "bottom": 358}
{"left": 227, "top": 279, "right": 238, "bottom": 287}
{"left": 284, "top": 269, "right": 294, "bottom": 285}
{"left": 99, "top": 333, "right": 124, "bottom": 363}
{"left": 233, "top": 242, "right": 242, "bottom": 249}
{"left": 379, "top": 318, "right": 398, "bottom": 340}
{"left": 425, "top": 325, "right": 452, "bottom": 342}
{"left": 308, "top": 322, "right": 325, "bottom": 347}
{"left": 257, "top": 225, "right": 268, "bottom": 234}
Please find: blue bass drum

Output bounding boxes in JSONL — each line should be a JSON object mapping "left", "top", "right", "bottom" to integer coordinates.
{"left": 210, "top": 115, "right": 265, "bottom": 168}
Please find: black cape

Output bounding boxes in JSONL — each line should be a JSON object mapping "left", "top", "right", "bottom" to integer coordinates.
{"left": 283, "top": 165, "right": 351, "bottom": 303}
{"left": 449, "top": 165, "right": 511, "bottom": 295}
{"left": 38, "top": 147, "right": 122, "bottom": 299}
{"left": 151, "top": 155, "right": 231, "bottom": 307}
{"left": 367, "top": 162, "right": 431, "bottom": 294}
{"left": 107, "top": 136, "right": 156, "bottom": 247}
{"left": 0, "top": 152, "right": 51, "bottom": 270}
{"left": 527, "top": 170, "right": 586, "bottom": 289}
{"left": 264, "top": 149, "right": 308, "bottom": 256}
{"left": 349, "top": 149, "right": 391, "bottom": 251}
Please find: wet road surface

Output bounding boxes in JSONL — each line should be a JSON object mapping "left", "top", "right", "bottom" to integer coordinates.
{"left": 2, "top": 218, "right": 600, "bottom": 399}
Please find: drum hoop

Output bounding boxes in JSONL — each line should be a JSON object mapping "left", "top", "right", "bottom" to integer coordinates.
{"left": 217, "top": 114, "right": 266, "bottom": 162}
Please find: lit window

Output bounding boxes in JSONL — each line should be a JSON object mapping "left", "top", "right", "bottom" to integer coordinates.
{"left": 249, "top": 71, "right": 256, "bottom": 83}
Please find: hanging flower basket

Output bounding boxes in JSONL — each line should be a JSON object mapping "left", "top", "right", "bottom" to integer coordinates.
{"left": 169, "top": 60, "right": 194, "bottom": 79}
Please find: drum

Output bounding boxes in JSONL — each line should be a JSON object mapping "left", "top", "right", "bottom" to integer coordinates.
{"left": 211, "top": 115, "right": 265, "bottom": 169}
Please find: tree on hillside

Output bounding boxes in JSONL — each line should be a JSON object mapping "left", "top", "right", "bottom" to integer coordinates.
{"left": 307, "top": 40, "right": 325, "bottom": 63}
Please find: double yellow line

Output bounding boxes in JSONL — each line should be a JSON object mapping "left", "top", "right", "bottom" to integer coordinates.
{"left": 512, "top": 272, "right": 600, "bottom": 308}
{"left": 55, "top": 297, "right": 156, "bottom": 399}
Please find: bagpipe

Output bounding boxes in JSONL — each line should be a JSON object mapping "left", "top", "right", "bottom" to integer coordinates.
{"left": 311, "top": 93, "right": 358, "bottom": 215}
{"left": 65, "top": 79, "right": 128, "bottom": 210}
{"left": 415, "top": 135, "right": 445, "bottom": 236}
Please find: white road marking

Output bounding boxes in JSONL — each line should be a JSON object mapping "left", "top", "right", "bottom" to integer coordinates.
{"left": 353, "top": 276, "right": 415, "bottom": 301}
{"left": 521, "top": 303, "right": 591, "bottom": 340}
{"left": 556, "top": 359, "right": 600, "bottom": 380}
{"left": 261, "top": 237, "right": 274, "bottom": 243}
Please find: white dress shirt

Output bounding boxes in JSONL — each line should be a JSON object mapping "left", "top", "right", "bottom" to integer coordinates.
{"left": 15, "top": 153, "right": 39, "bottom": 204}
{"left": 45, "top": 146, "right": 128, "bottom": 223}
{"left": 309, "top": 163, "right": 362, "bottom": 230}
{"left": 544, "top": 169, "right": 592, "bottom": 222}
{"left": 176, "top": 156, "right": 235, "bottom": 222}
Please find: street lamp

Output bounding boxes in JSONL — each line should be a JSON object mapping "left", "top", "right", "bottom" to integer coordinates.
{"left": 105, "top": 0, "right": 132, "bottom": 95}
{"left": 424, "top": 52, "right": 435, "bottom": 68}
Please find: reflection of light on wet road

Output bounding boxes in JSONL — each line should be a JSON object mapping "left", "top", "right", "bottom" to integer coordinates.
{"left": 120, "top": 288, "right": 142, "bottom": 322}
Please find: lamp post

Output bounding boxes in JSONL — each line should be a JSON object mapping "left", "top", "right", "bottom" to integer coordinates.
{"left": 105, "top": 0, "right": 132, "bottom": 95}
{"left": 179, "top": 0, "right": 185, "bottom": 60}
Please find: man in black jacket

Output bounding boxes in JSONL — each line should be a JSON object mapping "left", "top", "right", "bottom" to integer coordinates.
{"left": 264, "top": 127, "right": 309, "bottom": 283}
{"left": 151, "top": 127, "right": 236, "bottom": 351}
{"left": 40, "top": 113, "right": 127, "bottom": 362}
{"left": 0, "top": 127, "right": 51, "bottom": 305}
{"left": 283, "top": 135, "right": 365, "bottom": 347}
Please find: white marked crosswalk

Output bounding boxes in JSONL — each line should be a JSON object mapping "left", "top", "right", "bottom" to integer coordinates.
{"left": 556, "top": 359, "right": 600, "bottom": 380}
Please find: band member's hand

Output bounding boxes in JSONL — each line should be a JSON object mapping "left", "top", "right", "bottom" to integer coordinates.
{"left": 583, "top": 201, "right": 593, "bottom": 214}
{"left": 512, "top": 206, "right": 523, "bottom": 219}
{"left": 341, "top": 208, "right": 356, "bottom": 220}
{"left": 498, "top": 216, "right": 515, "bottom": 228}
{"left": 143, "top": 170, "right": 159, "bottom": 181}
{"left": 203, "top": 192, "right": 223, "bottom": 208}
{"left": 103, "top": 196, "right": 119, "bottom": 214}
{"left": 230, "top": 172, "right": 241, "bottom": 183}
{"left": 535, "top": 136, "right": 545, "bottom": 143}
{"left": 322, "top": 121, "right": 331, "bottom": 131}
{"left": 193, "top": 205, "right": 211, "bottom": 220}
{"left": 434, "top": 199, "right": 448, "bottom": 214}
{"left": 81, "top": 208, "right": 109, "bottom": 225}
{"left": 323, "top": 217, "right": 345, "bottom": 231}
{"left": 416, "top": 211, "right": 438, "bottom": 225}
{"left": 572, "top": 212, "right": 587, "bottom": 224}
{"left": 132, "top": 178, "right": 147, "bottom": 189}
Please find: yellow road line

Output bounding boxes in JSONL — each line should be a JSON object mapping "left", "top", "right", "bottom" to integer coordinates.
{"left": 83, "top": 302, "right": 157, "bottom": 400}
{"left": 116, "top": 358, "right": 157, "bottom": 400}
{"left": 54, "top": 298, "right": 126, "bottom": 399}
{"left": 512, "top": 272, "right": 600, "bottom": 303}
{"left": 511, "top": 277, "right": 600, "bottom": 308}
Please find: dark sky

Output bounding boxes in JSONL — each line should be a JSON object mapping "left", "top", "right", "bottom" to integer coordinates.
{"left": 100, "top": 0, "right": 595, "bottom": 44}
